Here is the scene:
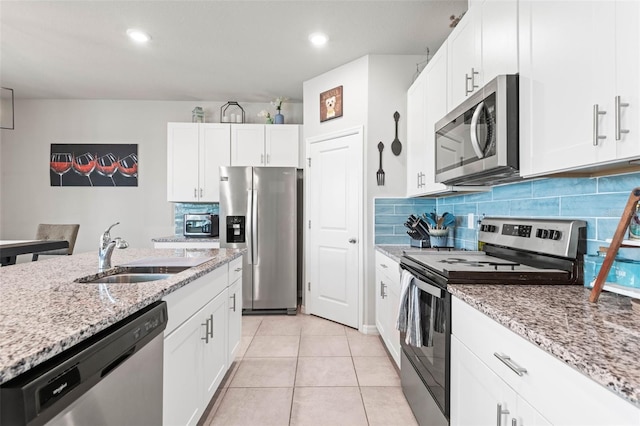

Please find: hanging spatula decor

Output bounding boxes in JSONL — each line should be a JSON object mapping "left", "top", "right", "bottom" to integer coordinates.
{"left": 391, "top": 111, "right": 402, "bottom": 156}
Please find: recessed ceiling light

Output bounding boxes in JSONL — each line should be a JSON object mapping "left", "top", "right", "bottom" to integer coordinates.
{"left": 309, "top": 32, "right": 328, "bottom": 47}
{"left": 127, "top": 29, "right": 151, "bottom": 43}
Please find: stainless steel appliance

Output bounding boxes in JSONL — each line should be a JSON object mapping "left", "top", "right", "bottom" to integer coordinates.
{"left": 0, "top": 301, "right": 167, "bottom": 426}
{"left": 435, "top": 74, "right": 519, "bottom": 186}
{"left": 219, "top": 166, "right": 298, "bottom": 314}
{"left": 399, "top": 217, "right": 587, "bottom": 425}
{"left": 184, "top": 213, "right": 219, "bottom": 237}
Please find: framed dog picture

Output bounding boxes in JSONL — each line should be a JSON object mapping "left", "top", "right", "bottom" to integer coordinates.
{"left": 320, "top": 86, "right": 343, "bottom": 122}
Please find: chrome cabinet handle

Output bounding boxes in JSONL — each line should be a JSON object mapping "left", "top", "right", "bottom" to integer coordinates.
{"left": 230, "top": 293, "right": 236, "bottom": 312}
{"left": 261, "top": 153, "right": 265, "bottom": 164}
{"left": 593, "top": 104, "right": 607, "bottom": 146}
{"left": 496, "top": 403, "right": 510, "bottom": 426}
{"left": 615, "top": 95, "right": 630, "bottom": 140}
{"left": 494, "top": 353, "right": 527, "bottom": 376}
{"left": 417, "top": 172, "right": 421, "bottom": 189}
{"left": 199, "top": 188, "right": 203, "bottom": 197}
{"left": 379, "top": 263, "right": 388, "bottom": 269}
{"left": 380, "top": 281, "right": 387, "bottom": 298}
{"left": 194, "top": 188, "right": 197, "bottom": 198}
{"left": 348, "top": 238, "right": 357, "bottom": 244}
{"left": 266, "top": 154, "right": 270, "bottom": 164}
{"left": 234, "top": 267, "right": 242, "bottom": 272}
{"left": 201, "top": 317, "right": 211, "bottom": 343}
{"left": 465, "top": 68, "right": 479, "bottom": 96}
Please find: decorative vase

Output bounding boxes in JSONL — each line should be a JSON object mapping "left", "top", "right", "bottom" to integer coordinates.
{"left": 266, "top": 117, "right": 273, "bottom": 124}
{"left": 274, "top": 109, "right": 284, "bottom": 124}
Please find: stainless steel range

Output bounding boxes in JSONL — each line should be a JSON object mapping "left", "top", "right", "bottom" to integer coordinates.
{"left": 399, "top": 217, "right": 587, "bottom": 426}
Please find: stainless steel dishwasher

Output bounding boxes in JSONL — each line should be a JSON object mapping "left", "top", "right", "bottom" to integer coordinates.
{"left": 1, "top": 301, "right": 167, "bottom": 426}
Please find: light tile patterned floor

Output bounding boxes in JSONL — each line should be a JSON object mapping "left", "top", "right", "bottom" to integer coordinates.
{"left": 199, "top": 313, "right": 418, "bottom": 426}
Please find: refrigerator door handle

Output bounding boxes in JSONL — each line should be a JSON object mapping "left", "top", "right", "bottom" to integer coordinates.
{"left": 251, "top": 189, "right": 258, "bottom": 263}
{"left": 246, "top": 189, "right": 254, "bottom": 265}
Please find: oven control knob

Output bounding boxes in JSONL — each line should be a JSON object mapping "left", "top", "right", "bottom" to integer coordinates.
{"left": 541, "top": 229, "right": 549, "bottom": 239}
{"left": 551, "top": 230, "right": 562, "bottom": 240}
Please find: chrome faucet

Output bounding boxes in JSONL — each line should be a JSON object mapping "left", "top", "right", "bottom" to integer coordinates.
{"left": 98, "top": 222, "right": 129, "bottom": 272}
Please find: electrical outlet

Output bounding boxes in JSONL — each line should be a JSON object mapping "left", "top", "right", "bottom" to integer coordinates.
{"left": 468, "top": 213, "right": 474, "bottom": 229}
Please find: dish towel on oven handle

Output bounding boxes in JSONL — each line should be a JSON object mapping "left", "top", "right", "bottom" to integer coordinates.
{"left": 397, "top": 269, "right": 422, "bottom": 347}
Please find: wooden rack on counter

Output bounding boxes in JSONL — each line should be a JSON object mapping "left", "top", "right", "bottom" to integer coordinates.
{"left": 589, "top": 186, "right": 640, "bottom": 303}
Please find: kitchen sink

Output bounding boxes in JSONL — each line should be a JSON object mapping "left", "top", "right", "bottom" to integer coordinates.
{"left": 85, "top": 273, "right": 173, "bottom": 284}
{"left": 75, "top": 265, "right": 192, "bottom": 284}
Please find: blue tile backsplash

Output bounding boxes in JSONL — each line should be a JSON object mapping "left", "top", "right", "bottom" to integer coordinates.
{"left": 173, "top": 203, "right": 219, "bottom": 235}
{"left": 375, "top": 171, "right": 640, "bottom": 254}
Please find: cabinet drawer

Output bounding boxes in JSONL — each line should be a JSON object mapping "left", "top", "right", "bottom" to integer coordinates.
{"left": 163, "top": 266, "right": 227, "bottom": 335}
{"left": 452, "top": 297, "right": 640, "bottom": 425}
{"left": 375, "top": 251, "right": 399, "bottom": 277}
{"left": 228, "top": 256, "right": 243, "bottom": 284}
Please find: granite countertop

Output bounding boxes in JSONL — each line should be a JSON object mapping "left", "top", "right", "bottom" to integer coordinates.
{"left": 0, "top": 247, "right": 243, "bottom": 385}
{"left": 449, "top": 284, "right": 640, "bottom": 407}
{"left": 152, "top": 235, "right": 220, "bottom": 243}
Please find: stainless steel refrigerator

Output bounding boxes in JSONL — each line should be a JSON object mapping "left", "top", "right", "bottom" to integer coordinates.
{"left": 219, "top": 166, "right": 298, "bottom": 314}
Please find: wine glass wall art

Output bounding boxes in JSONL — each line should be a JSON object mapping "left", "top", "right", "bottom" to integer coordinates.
{"left": 50, "top": 144, "right": 138, "bottom": 187}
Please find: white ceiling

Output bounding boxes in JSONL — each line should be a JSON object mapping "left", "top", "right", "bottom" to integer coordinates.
{"left": 0, "top": 0, "right": 468, "bottom": 102}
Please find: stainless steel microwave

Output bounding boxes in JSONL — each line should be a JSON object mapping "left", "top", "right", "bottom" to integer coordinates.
{"left": 184, "top": 213, "right": 219, "bottom": 237}
{"left": 434, "top": 74, "right": 520, "bottom": 186}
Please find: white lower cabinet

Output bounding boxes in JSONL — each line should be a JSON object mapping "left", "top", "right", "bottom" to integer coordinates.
{"left": 374, "top": 251, "right": 401, "bottom": 367}
{"left": 451, "top": 335, "right": 550, "bottom": 426}
{"left": 451, "top": 296, "right": 640, "bottom": 426}
{"left": 162, "top": 259, "right": 243, "bottom": 426}
{"left": 227, "top": 257, "right": 242, "bottom": 361}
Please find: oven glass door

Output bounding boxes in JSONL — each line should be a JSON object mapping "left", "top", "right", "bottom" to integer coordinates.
{"left": 400, "top": 276, "right": 450, "bottom": 417}
{"left": 435, "top": 92, "right": 497, "bottom": 176}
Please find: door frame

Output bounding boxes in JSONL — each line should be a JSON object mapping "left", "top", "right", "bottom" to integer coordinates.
{"left": 303, "top": 126, "right": 364, "bottom": 331}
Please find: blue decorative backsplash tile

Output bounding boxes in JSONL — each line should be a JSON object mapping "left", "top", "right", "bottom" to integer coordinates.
{"left": 374, "top": 171, "right": 640, "bottom": 255}
{"left": 374, "top": 198, "right": 436, "bottom": 245}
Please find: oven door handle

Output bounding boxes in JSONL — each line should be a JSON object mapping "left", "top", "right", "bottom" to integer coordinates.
{"left": 413, "top": 277, "right": 444, "bottom": 299}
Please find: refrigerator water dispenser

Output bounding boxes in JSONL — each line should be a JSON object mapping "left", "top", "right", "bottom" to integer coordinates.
{"left": 226, "top": 216, "right": 245, "bottom": 243}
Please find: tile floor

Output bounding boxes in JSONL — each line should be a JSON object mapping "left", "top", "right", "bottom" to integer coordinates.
{"left": 198, "top": 313, "right": 418, "bottom": 426}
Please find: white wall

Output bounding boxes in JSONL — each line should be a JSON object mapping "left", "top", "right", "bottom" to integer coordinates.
{"left": 303, "top": 54, "right": 421, "bottom": 329}
{"left": 0, "top": 99, "right": 302, "bottom": 261}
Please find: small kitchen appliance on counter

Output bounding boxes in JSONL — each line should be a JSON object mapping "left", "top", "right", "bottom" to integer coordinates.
{"left": 183, "top": 213, "right": 219, "bottom": 237}
{"left": 399, "top": 217, "right": 587, "bottom": 426}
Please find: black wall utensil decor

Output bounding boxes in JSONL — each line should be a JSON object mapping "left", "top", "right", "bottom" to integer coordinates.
{"left": 377, "top": 141, "right": 385, "bottom": 186}
{"left": 391, "top": 111, "right": 402, "bottom": 155}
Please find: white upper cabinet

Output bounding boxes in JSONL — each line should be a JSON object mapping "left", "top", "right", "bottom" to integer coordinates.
{"left": 519, "top": 0, "right": 640, "bottom": 177}
{"left": 265, "top": 125, "right": 300, "bottom": 167}
{"left": 448, "top": 0, "right": 518, "bottom": 110}
{"left": 231, "top": 124, "right": 265, "bottom": 166}
{"left": 167, "top": 123, "right": 230, "bottom": 202}
{"left": 231, "top": 124, "right": 299, "bottom": 167}
{"left": 406, "top": 61, "right": 429, "bottom": 197}
{"left": 406, "top": 43, "right": 451, "bottom": 197}
{"left": 448, "top": 6, "right": 481, "bottom": 109}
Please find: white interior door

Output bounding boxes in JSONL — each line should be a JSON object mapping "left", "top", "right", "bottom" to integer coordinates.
{"left": 306, "top": 128, "right": 362, "bottom": 329}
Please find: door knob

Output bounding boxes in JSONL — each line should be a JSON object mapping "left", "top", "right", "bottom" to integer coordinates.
{"left": 348, "top": 238, "right": 357, "bottom": 244}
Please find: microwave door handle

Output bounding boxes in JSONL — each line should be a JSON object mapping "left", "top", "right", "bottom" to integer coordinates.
{"left": 470, "top": 101, "right": 486, "bottom": 159}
